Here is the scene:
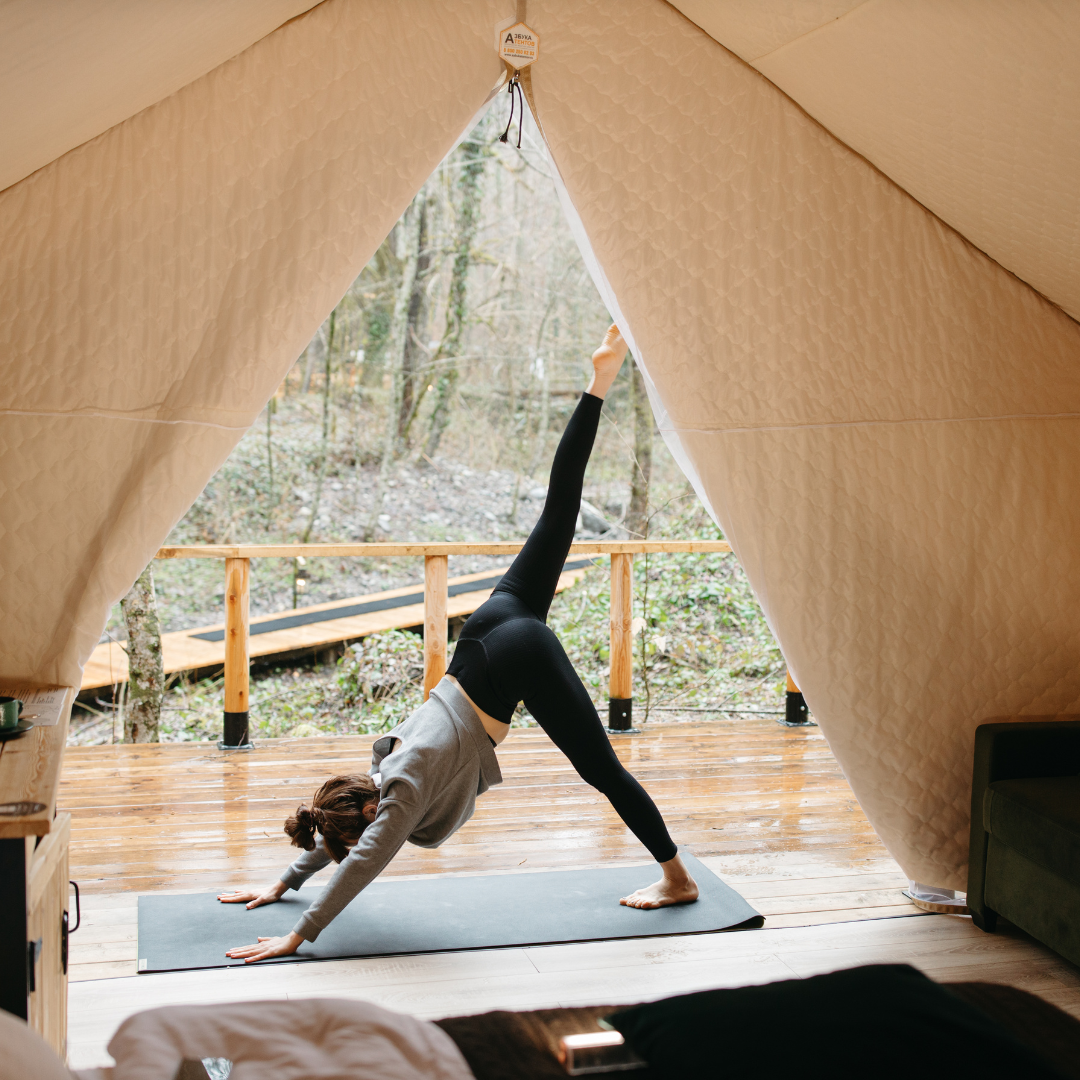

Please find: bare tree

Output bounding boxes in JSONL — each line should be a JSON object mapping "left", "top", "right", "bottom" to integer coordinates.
{"left": 120, "top": 563, "right": 164, "bottom": 742}
{"left": 302, "top": 306, "right": 337, "bottom": 545}
{"left": 396, "top": 195, "right": 434, "bottom": 450}
{"left": 424, "top": 137, "right": 487, "bottom": 459}
{"left": 626, "top": 361, "right": 653, "bottom": 539}
{"left": 299, "top": 330, "right": 323, "bottom": 394}
{"left": 364, "top": 188, "right": 428, "bottom": 539}
{"left": 172, "top": 102, "right": 622, "bottom": 578}
{"left": 265, "top": 393, "right": 276, "bottom": 506}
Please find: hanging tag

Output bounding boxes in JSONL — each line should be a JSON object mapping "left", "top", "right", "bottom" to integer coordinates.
{"left": 497, "top": 22, "right": 539, "bottom": 68}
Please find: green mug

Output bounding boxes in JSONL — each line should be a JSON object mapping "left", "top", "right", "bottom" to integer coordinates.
{"left": 0, "top": 697, "right": 23, "bottom": 730}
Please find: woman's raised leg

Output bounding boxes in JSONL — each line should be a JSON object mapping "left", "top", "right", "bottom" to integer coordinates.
{"left": 494, "top": 325, "right": 628, "bottom": 621}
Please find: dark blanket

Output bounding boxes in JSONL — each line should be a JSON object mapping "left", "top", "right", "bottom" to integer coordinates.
{"left": 436, "top": 1005, "right": 650, "bottom": 1080}
{"left": 435, "top": 975, "right": 1080, "bottom": 1080}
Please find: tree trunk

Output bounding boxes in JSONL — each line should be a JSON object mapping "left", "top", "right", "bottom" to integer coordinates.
{"left": 120, "top": 563, "right": 164, "bottom": 743}
{"left": 424, "top": 138, "right": 486, "bottom": 460}
{"left": 300, "top": 331, "right": 323, "bottom": 394}
{"left": 302, "top": 306, "right": 336, "bottom": 544}
{"left": 359, "top": 232, "right": 398, "bottom": 389}
{"left": 524, "top": 291, "right": 559, "bottom": 481}
{"left": 364, "top": 190, "right": 427, "bottom": 539}
{"left": 397, "top": 196, "right": 432, "bottom": 450}
{"left": 627, "top": 361, "right": 653, "bottom": 539}
{"left": 265, "top": 395, "right": 275, "bottom": 507}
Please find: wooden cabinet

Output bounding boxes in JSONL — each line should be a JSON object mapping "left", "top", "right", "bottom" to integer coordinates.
{"left": 0, "top": 688, "right": 73, "bottom": 1061}
{"left": 28, "top": 813, "right": 71, "bottom": 1056}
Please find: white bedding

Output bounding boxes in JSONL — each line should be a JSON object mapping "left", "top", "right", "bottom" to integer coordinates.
{"left": 102, "top": 999, "right": 474, "bottom": 1080}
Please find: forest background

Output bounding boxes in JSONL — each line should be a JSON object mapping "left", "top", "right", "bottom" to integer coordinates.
{"left": 71, "top": 105, "right": 785, "bottom": 746}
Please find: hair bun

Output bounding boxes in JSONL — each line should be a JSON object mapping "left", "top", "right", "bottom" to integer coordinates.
{"left": 283, "top": 775, "right": 379, "bottom": 859}
{"left": 284, "top": 803, "right": 319, "bottom": 850}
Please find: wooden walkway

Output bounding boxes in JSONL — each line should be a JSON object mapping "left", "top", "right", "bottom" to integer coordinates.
{"left": 59, "top": 716, "right": 1080, "bottom": 1069}
{"left": 81, "top": 560, "right": 595, "bottom": 690}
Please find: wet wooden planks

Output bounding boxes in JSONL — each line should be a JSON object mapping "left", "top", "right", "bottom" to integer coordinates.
{"left": 59, "top": 718, "right": 918, "bottom": 984}
{"left": 59, "top": 720, "right": 885, "bottom": 894}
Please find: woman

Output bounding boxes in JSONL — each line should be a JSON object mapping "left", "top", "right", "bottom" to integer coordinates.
{"left": 219, "top": 326, "right": 698, "bottom": 963}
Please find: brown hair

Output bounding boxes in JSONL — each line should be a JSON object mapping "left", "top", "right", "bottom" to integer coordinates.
{"left": 284, "top": 774, "right": 379, "bottom": 863}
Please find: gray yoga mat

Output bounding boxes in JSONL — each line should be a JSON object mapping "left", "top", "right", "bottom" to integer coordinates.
{"left": 137, "top": 853, "right": 762, "bottom": 973}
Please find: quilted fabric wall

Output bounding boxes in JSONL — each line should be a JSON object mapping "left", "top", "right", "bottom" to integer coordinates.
{"left": 528, "top": 0, "right": 1080, "bottom": 887}
{"left": 0, "top": 0, "right": 321, "bottom": 193}
{"left": 672, "top": 0, "right": 1080, "bottom": 322}
{"left": 0, "top": 0, "right": 507, "bottom": 690}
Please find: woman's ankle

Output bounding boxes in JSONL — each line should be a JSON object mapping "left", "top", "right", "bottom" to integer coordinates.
{"left": 660, "top": 853, "right": 691, "bottom": 884}
{"left": 585, "top": 376, "right": 614, "bottom": 400}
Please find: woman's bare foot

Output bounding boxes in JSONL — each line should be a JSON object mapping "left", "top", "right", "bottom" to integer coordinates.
{"left": 620, "top": 853, "right": 699, "bottom": 909}
{"left": 586, "top": 324, "right": 628, "bottom": 400}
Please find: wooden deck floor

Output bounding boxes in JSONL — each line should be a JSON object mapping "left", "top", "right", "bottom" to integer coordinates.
{"left": 61, "top": 717, "right": 893, "bottom": 896}
{"left": 58, "top": 717, "right": 1080, "bottom": 1069}
{"left": 62, "top": 717, "right": 909, "bottom": 983}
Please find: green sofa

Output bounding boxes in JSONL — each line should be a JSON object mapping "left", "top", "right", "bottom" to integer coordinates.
{"left": 968, "top": 718, "right": 1080, "bottom": 965}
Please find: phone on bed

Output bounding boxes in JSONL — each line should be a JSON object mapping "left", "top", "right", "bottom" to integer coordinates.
{"left": 559, "top": 1031, "right": 646, "bottom": 1075}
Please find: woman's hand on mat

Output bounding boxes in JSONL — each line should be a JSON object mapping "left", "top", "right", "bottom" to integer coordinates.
{"left": 217, "top": 880, "right": 288, "bottom": 909}
{"left": 225, "top": 931, "right": 304, "bottom": 963}
{"left": 586, "top": 324, "right": 628, "bottom": 400}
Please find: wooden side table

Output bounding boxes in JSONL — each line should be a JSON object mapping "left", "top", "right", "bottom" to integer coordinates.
{"left": 0, "top": 688, "right": 75, "bottom": 1059}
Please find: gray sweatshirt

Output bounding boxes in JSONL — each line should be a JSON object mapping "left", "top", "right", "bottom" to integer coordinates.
{"left": 280, "top": 677, "right": 502, "bottom": 941}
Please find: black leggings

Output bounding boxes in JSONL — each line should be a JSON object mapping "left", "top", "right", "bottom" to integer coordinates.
{"left": 448, "top": 393, "right": 678, "bottom": 864}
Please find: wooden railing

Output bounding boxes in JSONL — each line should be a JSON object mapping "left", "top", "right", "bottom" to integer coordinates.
{"left": 155, "top": 540, "right": 733, "bottom": 747}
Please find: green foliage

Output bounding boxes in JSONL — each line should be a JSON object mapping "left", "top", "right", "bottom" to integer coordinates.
{"left": 363, "top": 300, "right": 392, "bottom": 364}
{"left": 337, "top": 629, "right": 425, "bottom": 730}
{"left": 546, "top": 504, "right": 784, "bottom": 717}
{"left": 130, "top": 629, "right": 426, "bottom": 744}
{"left": 153, "top": 669, "right": 353, "bottom": 742}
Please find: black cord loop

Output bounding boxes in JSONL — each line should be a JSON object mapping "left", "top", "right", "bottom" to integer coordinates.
{"left": 498, "top": 73, "right": 524, "bottom": 148}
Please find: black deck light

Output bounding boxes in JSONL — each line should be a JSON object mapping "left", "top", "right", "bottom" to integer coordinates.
{"left": 781, "top": 670, "right": 815, "bottom": 727}
{"left": 607, "top": 553, "right": 640, "bottom": 734}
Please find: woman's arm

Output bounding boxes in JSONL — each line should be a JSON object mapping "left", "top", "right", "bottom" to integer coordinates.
{"left": 290, "top": 795, "right": 423, "bottom": 942}
{"left": 217, "top": 835, "right": 333, "bottom": 908}
{"left": 223, "top": 790, "right": 424, "bottom": 962}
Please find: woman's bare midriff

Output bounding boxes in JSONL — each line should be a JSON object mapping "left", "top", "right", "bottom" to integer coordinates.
{"left": 446, "top": 675, "right": 510, "bottom": 745}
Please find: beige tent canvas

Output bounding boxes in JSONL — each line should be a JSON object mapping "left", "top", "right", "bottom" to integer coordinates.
{"left": 2, "top": 0, "right": 1077, "bottom": 892}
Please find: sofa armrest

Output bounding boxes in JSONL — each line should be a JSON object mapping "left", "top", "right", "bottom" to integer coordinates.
{"left": 968, "top": 718, "right": 1080, "bottom": 929}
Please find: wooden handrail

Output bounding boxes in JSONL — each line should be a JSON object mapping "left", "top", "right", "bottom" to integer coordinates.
{"left": 156, "top": 540, "right": 731, "bottom": 559}
{"left": 194, "top": 538, "right": 734, "bottom": 746}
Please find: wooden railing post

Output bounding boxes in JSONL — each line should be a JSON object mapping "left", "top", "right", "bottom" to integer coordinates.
{"left": 608, "top": 552, "right": 635, "bottom": 732}
{"left": 423, "top": 555, "right": 448, "bottom": 701}
{"left": 221, "top": 557, "right": 253, "bottom": 748}
{"left": 783, "top": 669, "right": 813, "bottom": 727}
